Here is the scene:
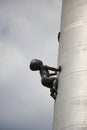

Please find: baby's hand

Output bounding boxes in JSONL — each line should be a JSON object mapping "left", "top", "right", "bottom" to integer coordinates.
{"left": 58, "top": 66, "right": 62, "bottom": 72}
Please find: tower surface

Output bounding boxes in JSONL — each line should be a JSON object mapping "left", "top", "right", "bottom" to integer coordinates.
{"left": 53, "top": 0, "right": 87, "bottom": 130}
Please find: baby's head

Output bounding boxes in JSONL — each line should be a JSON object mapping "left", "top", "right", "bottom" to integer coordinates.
{"left": 30, "top": 59, "right": 43, "bottom": 71}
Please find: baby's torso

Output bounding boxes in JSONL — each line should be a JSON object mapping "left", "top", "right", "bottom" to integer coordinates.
{"left": 40, "top": 68, "right": 49, "bottom": 77}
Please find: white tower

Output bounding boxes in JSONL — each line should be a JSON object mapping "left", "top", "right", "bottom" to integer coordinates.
{"left": 53, "top": 0, "right": 87, "bottom": 130}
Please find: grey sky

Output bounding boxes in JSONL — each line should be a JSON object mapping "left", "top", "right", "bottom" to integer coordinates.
{"left": 0, "top": 0, "right": 62, "bottom": 130}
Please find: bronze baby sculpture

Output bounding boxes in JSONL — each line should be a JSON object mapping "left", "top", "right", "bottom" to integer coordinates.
{"left": 30, "top": 59, "right": 61, "bottom": 99}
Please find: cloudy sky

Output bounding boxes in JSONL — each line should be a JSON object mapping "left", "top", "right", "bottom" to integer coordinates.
{"left": 0, "top": 0, "right": 62, "bottom": 130}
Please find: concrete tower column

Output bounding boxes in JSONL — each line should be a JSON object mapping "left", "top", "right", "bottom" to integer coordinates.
{"left": 53, "top": 0, "right": 87, "bottom": 130}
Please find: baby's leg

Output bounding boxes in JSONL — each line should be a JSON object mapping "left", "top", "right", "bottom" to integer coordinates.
{"left": 41, "top": 76, "right": 56, "bottom": 88}
{"left": 50, "top": 79, "right": 58, "bottom": 99}
{"left": 50, "top": 89, "right": 56, "bottom": 100}
{"left": 53, "top": 78, "right": 58, "bottom": 91}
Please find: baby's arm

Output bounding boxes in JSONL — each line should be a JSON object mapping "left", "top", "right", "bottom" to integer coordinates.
{"left": 49, "top": 72, "right": 57, "bottom": 76}
{"left": 44, "top": 65, "right": 61, "bottom": 72}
